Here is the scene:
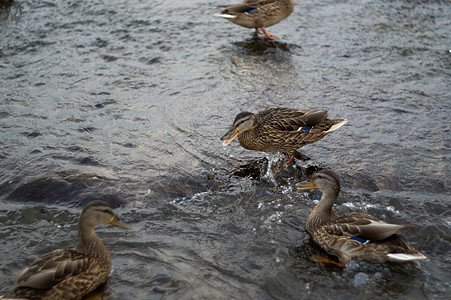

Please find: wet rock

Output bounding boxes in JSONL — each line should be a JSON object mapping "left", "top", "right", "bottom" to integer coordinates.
{"left": 146, "top": 175, "right": 219, "bottom": 201}
{"left": 353, "top": 272, "right": 369, "bottom": 287}
{"left": 5, "top": 171, "right": 125, "bottom": 207}
{"left": 345, "top": 171, "right": 380, "bottom": 191}
{"left": 8, "top": 177, "right": 73, "bottom": 203}
{"left": 231, "top": 155, "right": 307, "bottom": 181}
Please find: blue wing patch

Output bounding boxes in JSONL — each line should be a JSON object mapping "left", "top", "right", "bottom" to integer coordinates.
{"left": 245, "top": 8, "right": 257, "bottom": 14}
{"left": 350, "top": 236, "right": 369, "bottom": 244}
{"left": 300, "top": 126, "right": 313, "bottom": 131}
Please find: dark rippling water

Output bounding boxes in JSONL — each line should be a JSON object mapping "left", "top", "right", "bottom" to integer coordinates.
{"left": 1, "top": 0, "right": 450, "bottom": 299}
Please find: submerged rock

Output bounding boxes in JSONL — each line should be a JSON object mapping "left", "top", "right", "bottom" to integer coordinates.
{"left": 6, "top": 171, "right": 125, "bottom": 207}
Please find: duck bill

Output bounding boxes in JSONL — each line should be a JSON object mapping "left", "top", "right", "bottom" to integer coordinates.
{"left": 221, "top": 128, "right": 239, "bottom": 146}
{"left": 109, "top": 216, "right": 132, "bottom": 230}
{"left": 296, "top": 179, "right": 317, "bottom": 191}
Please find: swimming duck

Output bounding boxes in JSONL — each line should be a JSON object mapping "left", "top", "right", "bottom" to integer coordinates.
{"left": 6, "top": 200, "right": 131, "bottom": 300}
{"left": 296, "top": 169, "right": 427, "bottom": 264}
{"left": 214, "top": 0, "right": 295, "bottom": 39}
{"left": 221, "top": 108, "right": 347, "bottom": 169}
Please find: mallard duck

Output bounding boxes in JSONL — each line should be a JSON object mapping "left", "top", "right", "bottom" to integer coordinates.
{"left": 214, "top": 0, "right": 295, "bottom": 39}
{"left": 296, "top": 169, "right": 427, "bottom": 264}
{"left": 6, "top": 200, "right": 131, "bottom": 299}
{"left": 221, "top": 107, "right": 347, "bottom": 169}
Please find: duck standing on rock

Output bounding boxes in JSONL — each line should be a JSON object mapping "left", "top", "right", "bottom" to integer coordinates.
{"left": 296, "top": 169, "right": 427, "bottom": 265}
{"left": 221, "top": 107, "right": 347, "bottom": 170}
{"left": 5, "top": 200, "right": 131, "bottom": 300}
{"left": 214, "top": 0, "right": 295, "bottom": 39}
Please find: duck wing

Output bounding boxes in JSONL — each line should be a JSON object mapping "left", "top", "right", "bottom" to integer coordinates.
{"left": 261, "top": 108, "right": 328, "bottom": 132}
{"left": 223, "top": 0, "right": 281, "bottom": 12}
{"left": 220, "top": 0, "right": 269, "bottom": 15}
{"left": 16, "top": 249, "right": 97, "bottom": 290}
{"left": 328, "top": 212, "right": 410, "bottom": 241}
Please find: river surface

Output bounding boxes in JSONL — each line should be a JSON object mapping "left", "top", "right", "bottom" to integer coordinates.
{"left": 0, "top": 0, "right": 450, "bottom": 299}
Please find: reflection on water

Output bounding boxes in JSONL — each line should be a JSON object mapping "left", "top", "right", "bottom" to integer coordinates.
{"left": 232, "top": 36, "right": 301, "bottom": 55}
{"left": 1, "top": 0, "right": 450, "bottom": 299}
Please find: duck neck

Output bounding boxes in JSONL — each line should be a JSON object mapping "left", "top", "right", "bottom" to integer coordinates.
{"left": 306, "top": 190, "right": 339, "bottom": 233}
{"left": 238, "top": 129, "right": 256, "bottom": 147}
{"left": 238, "top": 122, "right": 262, "bottom": 151}
{"left": 76, "top": 222, "right": 111, "bottom": 264}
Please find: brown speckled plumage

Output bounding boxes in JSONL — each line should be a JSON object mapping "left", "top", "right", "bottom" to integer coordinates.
{"left": 215, "top": 0, "right": 295, "bottom": 39}
{"left": 7, "top": 200, "right": 131, "bottom": 300}
{"left": 297, "top": 170, "right": 427, "bottom": 264}
{"left": 221, "top": 107, "right": 347, "bottom": 161}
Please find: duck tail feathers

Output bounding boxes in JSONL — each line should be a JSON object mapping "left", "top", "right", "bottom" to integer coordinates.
{"left": 325, "top": 119, "right": 348, "bottom": 133}
{"left": 214, "top": 13, "right": 237, "bottom": 19}
{"left": 386, "top": 252, "right": 427, "bottom": 261}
